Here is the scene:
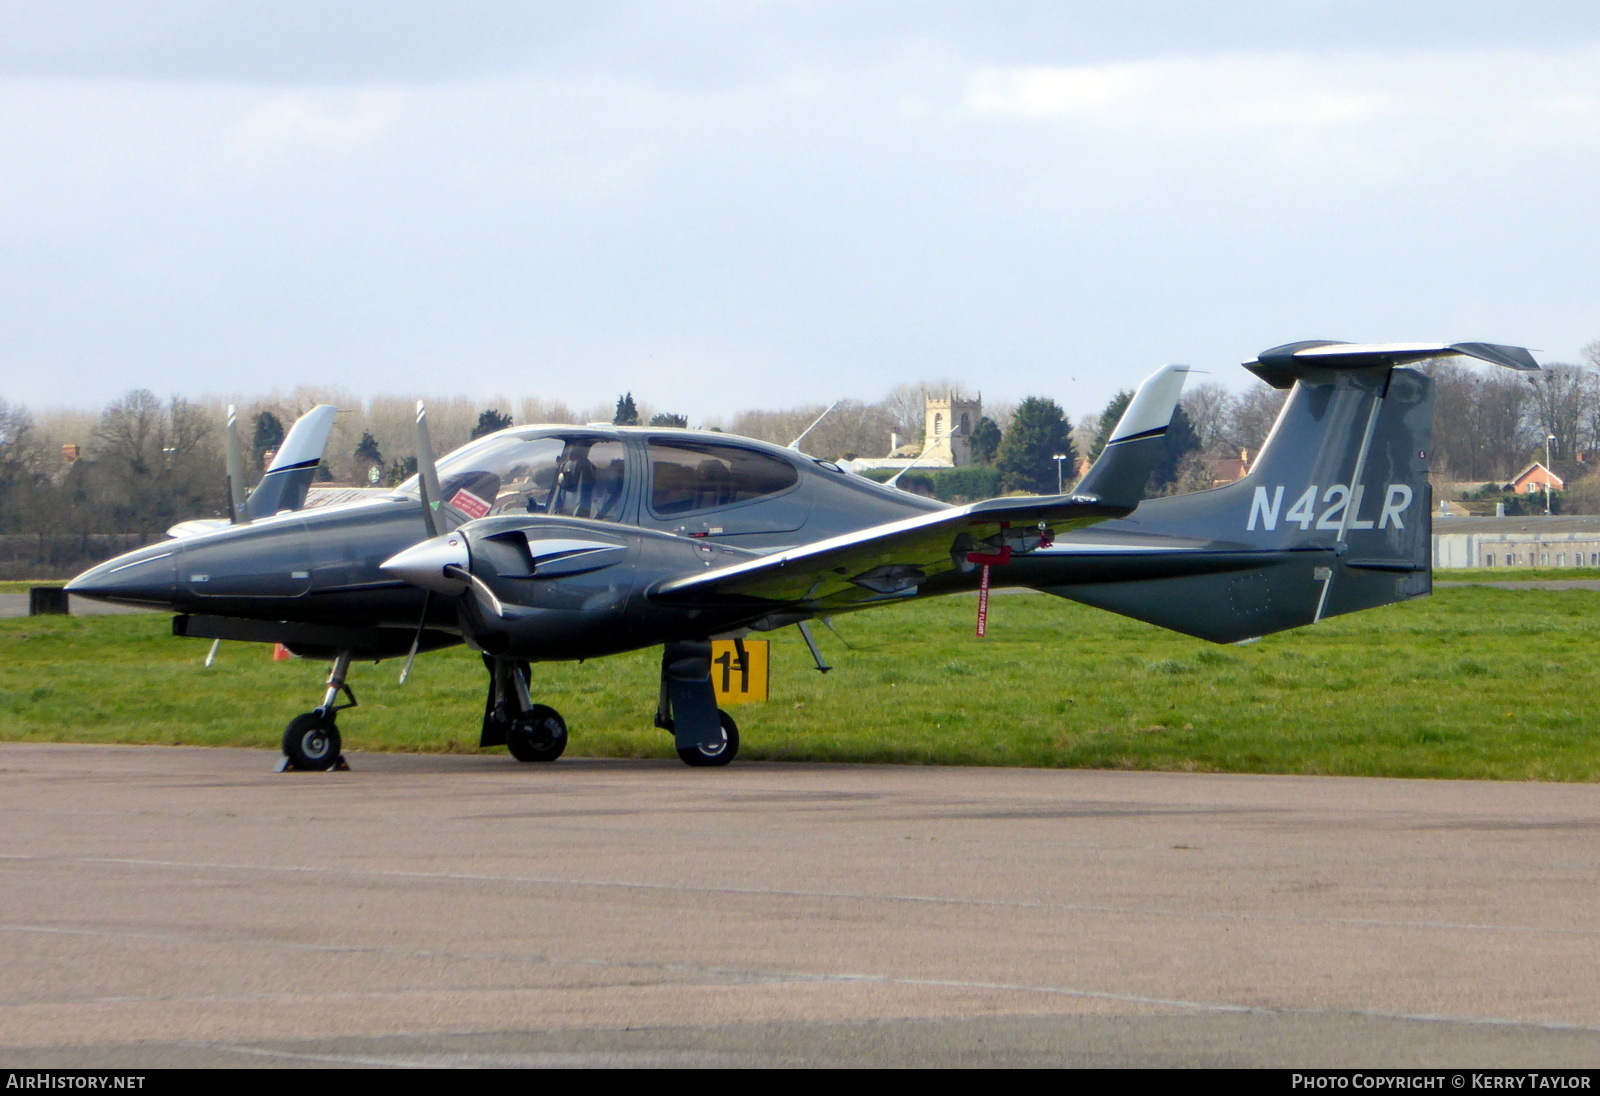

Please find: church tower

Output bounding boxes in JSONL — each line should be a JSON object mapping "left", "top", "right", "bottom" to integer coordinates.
{"left": 923, "top": 390, "right": 981, "bottom": 467}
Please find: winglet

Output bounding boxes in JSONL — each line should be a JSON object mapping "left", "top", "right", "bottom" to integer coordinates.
{"left": 1073, "top": 365, "right": 1190, "bottom": 509}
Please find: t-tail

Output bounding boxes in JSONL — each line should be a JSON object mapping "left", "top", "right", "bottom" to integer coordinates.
{"left": 1017, "top": 341, "right": 1539, "bottom": 642}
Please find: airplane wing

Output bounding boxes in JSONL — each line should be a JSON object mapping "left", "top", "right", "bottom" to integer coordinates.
{"left": 652, "top": 364, "right": 1190, "bottom": 613}
{"left": 650, "top": 492, "right": 1124, "bottom": 611}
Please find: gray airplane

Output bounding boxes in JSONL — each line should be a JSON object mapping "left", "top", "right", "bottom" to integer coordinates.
{"left": 67, "top": 341, "right": 1537, "bottom": 770}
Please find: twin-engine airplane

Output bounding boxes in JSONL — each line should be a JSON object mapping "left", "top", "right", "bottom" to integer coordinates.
{"left": 68, "top": 341, "right": 1538, "bottom": 770}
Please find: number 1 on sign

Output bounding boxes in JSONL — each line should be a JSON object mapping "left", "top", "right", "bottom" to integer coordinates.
{"left": 714, "top": 646, "right": 750, "bottom": 693}
{"left": 710, "top": 639, "right": 769, "bottom": 704}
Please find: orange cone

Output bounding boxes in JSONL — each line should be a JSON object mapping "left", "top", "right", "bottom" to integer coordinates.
{"left": 272, "top": 643, "right": 291, "bottom": 661}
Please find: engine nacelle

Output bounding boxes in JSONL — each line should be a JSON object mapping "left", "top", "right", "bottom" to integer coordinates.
{"left": 383, "top": 516, "right": 639, "bottom": 660}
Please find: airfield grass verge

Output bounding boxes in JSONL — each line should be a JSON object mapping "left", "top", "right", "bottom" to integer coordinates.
{"left": 0, "top": 581, "right": 63, "bottom": 593}
{"left": 1436, "top": 567, "right": 1600, "bottom": 583}
{"left": 1, "top": 587, "right": 1598, "bottom": 780}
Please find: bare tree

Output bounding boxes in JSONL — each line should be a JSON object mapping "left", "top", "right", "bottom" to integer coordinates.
{"left": 1222, "top": 383, "right": 1288, "bottom": 456}
{"left": 1423, "top": 361, "right": 1534, "bottom": 482}
{"left": 1180, "top": 381, "right": 1234, "bottom": 455}
{"left": 1523, "top": 364, "right": 1590, "bottom": 467}
{"left": 517, "top": 397, "right": 577, "bottom": 426}
{"left": 87, "top": 391, "right": 222, "bottom": 535}
{"left": 0, "top": 399, "right": 41, "bottom": 532}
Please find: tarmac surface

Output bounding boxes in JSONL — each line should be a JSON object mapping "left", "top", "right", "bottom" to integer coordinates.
{"left": 0, "top": 594, "right": 149, "bottom": 618}
{"left": 3, "top": 744, "right": 1600, "bottom": 1068}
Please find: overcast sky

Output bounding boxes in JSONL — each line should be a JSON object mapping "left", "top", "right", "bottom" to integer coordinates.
{"left": 3, "top": 1, "right": 1599, "bottom": 422}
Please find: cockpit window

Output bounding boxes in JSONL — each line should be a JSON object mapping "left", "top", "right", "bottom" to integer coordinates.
{"left": 409, "top": 434, "right": 629, "bottom": 523}
{"left": 648, "top": 440, "right": 799, "bottom": 517}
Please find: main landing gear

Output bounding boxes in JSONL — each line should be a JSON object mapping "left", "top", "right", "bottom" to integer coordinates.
{"left": 277, "top": 645, "right": 739, "bottom": 772}
{"left": 657, "top": 639, "right": 740, "bottom": 767}
{"left": 480, "top": 656, "right": 568, "bottom": 762}
{"left": 480, "top": 644, "right": 737, "bottom": 768}
{"left": 277, "top": 651, "right": 354, "bottom": 772}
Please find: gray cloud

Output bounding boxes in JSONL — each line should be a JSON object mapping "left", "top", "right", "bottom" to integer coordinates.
{"left": 2, "top": 3, "right": 1598, "bottom": 421}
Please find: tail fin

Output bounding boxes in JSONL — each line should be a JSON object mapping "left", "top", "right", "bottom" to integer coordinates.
{"left": 1074, "top": 365, "right": 1191, "bottom": 509}
{"left": 1032, "top": 342, "right": 1535, "bottom": 642}
{"left": 245, "top": 405, "right": 339, "bottom": 520}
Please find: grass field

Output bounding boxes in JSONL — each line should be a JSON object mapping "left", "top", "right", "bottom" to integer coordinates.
{"left": 3, "top": 586, "right": 1599, "bottom": 780}
{"left": 1436, "top": 568, "right": 1600, "bottom": 582}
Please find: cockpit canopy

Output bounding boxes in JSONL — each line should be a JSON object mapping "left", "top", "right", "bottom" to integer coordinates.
{"left": 397, "top": 430, "right": 804, "bottom": 526}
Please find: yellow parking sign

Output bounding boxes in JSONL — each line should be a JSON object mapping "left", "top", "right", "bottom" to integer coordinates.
{"left": 711, "top": 639, "right": 769, "bottom": 704}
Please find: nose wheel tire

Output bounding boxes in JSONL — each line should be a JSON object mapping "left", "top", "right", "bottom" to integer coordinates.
{"left": 507, "top": 704, "right": 568, "bottom": 762}
{"left": 282, "top": 713, "right": 342, "bottom": 771}
{"left": 677, "top": 709, "right": 739, "bottom": 768}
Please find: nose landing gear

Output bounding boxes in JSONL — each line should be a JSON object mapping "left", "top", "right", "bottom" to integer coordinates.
{"left": 276, "top": 651, "right": 354, "bottom": 772}
{"left": 508, "top": 704, "right": 568, "bottom": 762}
{"left": 481, "top": 656, "right": 568, "bottom": 762}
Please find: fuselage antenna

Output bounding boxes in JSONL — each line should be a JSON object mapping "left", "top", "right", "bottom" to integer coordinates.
{"left": 886, "top": 425, "right": 959, "bottom": 490}
{"left": 788, "top": 402, "right": 839, "bottom": 452}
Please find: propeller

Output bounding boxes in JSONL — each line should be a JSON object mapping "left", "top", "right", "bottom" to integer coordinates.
{"left": 225, "top": 404, "right": 249, "bottom": 525}
{"left": 394, "top": 554, "right": 500, "bottom": 685}
{"left": 414, "top": 400, "right": 443, "bottom": 539}
{"left": 397, "top": 590, "right": 432, "bottom": 685}
{"left": 398, "top": 401, "right": 449, "bottom": 682}
{"left": 382, "top": 527, "right": 630, "bottom": 680}
{"left": 443, "top": 563, "right": 505, "bottom": 618}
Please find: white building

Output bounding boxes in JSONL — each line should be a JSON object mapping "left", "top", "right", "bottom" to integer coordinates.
{"left": 1432, "top": 516, "right": 1600, "bottom": 568}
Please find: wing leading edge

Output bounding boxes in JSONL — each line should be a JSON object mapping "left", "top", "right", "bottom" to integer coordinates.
{"left": 650, "top": 492, "right": 1124, "bottom": 611}
{"left": 650, "top": 364, "right": 1190, "bottom": 613}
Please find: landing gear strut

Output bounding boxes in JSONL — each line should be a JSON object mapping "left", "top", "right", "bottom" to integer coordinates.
{"left": 657, "top": 640, "right": 740, "bottom": 767}
{"left": 481, "top": 655, "right": 568, "bottom": 762}
{"left": 278, "top": 651, "right": 354, "bottom": 772}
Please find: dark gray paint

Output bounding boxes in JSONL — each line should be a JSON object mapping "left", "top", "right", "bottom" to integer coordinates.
{"left": 62, "top": 347, "right": 1502, "bottom": 756}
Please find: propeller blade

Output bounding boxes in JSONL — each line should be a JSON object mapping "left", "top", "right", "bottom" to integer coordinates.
{"left": 225, "top": 405, "right": 249, "bottom": 525}
{"left": 398, "top": 591, "right": 433, "bottom": 685}
{"left": 204, "top": 638, "right": 221, "bottom": 668}
{"left": 415, "top": 400, "right": 444, "bottom": 538}
{"left": 443, "top": 563, "right": 505, "bottom": 619}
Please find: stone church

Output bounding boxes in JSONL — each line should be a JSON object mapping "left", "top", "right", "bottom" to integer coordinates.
{"left": 843, "top": 390, "right": 981, "bottom": 474}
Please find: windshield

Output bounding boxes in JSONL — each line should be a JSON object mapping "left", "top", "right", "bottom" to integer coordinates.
{"left": 397, "top": 433, "right": 629, "bottom": 522}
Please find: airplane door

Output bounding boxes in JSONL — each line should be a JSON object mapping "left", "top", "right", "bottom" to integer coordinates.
{"left": 641, "top": 437, "right": 810, "bottom": 541}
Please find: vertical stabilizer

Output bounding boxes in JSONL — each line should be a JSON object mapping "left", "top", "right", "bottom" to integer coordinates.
{"left": 1027, "top": 341, "right": 1536, "bottom": 642}
{"left": 245, "top": 405, "right": 339, "bottom": 520}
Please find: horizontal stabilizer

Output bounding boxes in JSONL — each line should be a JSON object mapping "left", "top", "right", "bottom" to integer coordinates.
{"left": 1246, "top": 341, "right": 1539, "bottom": 389}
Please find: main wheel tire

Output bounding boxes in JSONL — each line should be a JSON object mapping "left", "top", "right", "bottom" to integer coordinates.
{"left": 282, "top": 712, "right": 341, "bottom": 771}
{"left": 507, "top": 704, "right": 568, "bottom": 762}
{"left": 677, "top": 709, "right": 739, "bottom": 768}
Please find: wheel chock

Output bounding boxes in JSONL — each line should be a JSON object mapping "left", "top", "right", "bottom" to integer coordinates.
{"left": 273, "top": 755, "right": 353, "bottom": 773}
